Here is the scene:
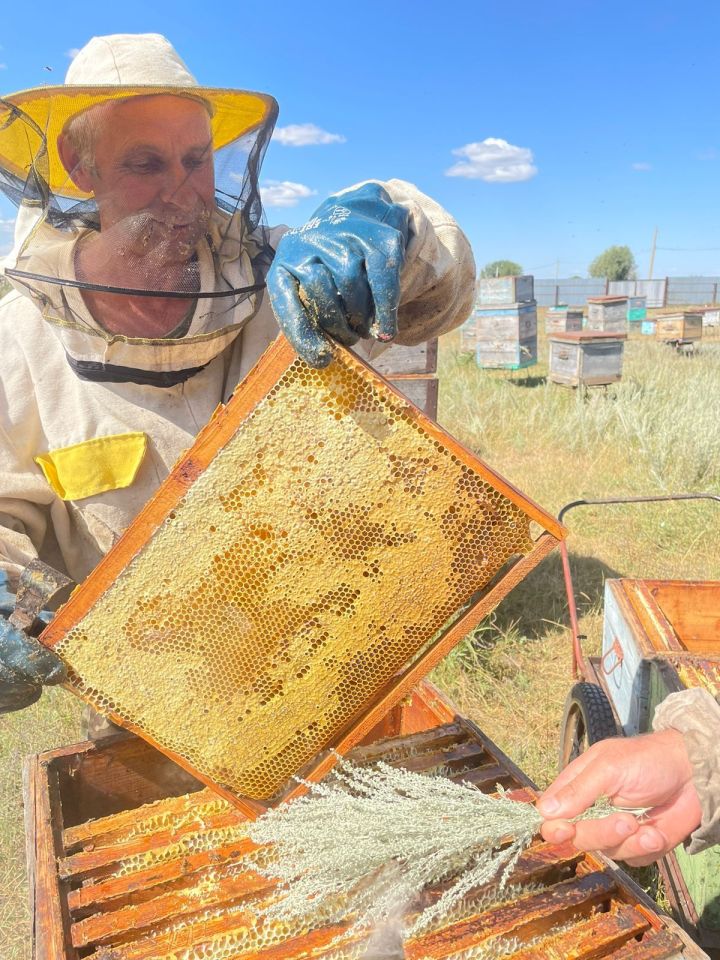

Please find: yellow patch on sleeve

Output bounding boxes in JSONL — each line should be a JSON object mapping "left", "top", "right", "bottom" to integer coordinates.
{"left": 34, "top": 432, "right": 148, "bottom": 501}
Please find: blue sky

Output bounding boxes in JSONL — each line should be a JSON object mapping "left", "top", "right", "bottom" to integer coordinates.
{"left": 1, "top": 0, "right": 719, "bottom": 278}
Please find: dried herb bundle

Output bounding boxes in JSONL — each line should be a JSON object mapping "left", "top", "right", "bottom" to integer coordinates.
{"left": 249, "top": 760, "right": 549, "bottom": 938}
{"left": 249, "top": 759, "right": 647, "bottom": 942}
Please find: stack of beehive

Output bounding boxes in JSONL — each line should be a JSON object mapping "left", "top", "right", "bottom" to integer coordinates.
{"left": 363, "top": 340, "right": 439, "bottom": 419}
{"left": 473, "top": 275, "right": 538, "bottom": 370}
{"left": 549, "top": 295, "right": 628, "bottom": 388}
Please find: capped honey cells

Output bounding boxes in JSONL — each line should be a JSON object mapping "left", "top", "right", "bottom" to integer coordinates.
{"left": 52, "top": 343, "right": 543, "bottom": 803}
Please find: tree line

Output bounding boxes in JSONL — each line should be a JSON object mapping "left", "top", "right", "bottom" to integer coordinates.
{"left": 481, "top": 246, "right": 637, "bottom": 281}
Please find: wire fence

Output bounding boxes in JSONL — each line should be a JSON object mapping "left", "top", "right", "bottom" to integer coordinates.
{"left": 533, "top": 278, "right": 720, "bottom": 308}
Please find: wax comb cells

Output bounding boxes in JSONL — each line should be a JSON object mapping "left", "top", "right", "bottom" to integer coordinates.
{"left": 44, "top": 339, "right": 562, "bottom": 808}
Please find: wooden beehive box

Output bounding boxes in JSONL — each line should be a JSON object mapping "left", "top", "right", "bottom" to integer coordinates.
{"left": 545, "top": 305, "right": 584, "bottom": 334}
{"left": 586, "top": 296, "right": 628, "bottom": 333}
{"left": 476, "top": 336, "right": 538, "bottom": 370}
{"left": 548, "top": 332, "right": 626, "bottom": 387}
{"left": 459, "top": 313, "right": 481, "bottom": 353}
{"left": 476, "top": 302, "right": 537, "bottom": 340}
{"left": 478, "top": 274, "right": 534, "bottom": 305}
{"left": 475, "top": 302, "right": 538, "bottom": 370}
{"left": 627, "top": 296, "right": 647, "bottom": 322}
{"left": 39, "top": 335, "right": 564, "bottom": 818}
{"left": 600, "top": 579, "right": 720, "bottom": 948}
{"left": 655, "top": 313, "right": 703, "bottom": 342}
{"left": 601, "top": 579, "right": 720, "bottom": 736}
{"left": 363, "top": 339, "right": 439, "bottom": 419}
{"left": 699, "top": 307, "right": 720, "bottom": 329}
{"left": 642, "top": 319, "right": 657, "bottom": 336}
{"left": 24, "top": 682, "right": 705, "bottom": 960}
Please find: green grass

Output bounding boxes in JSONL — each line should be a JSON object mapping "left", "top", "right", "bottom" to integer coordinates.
{"left": 0, "top": 690, "right": 82, "bottom": 956}
{"left": 0, "top": 325, "right": 718, "bottom": 955}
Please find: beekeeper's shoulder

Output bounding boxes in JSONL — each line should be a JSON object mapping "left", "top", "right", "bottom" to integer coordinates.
{"left": 0, "top": 287, "right": 66, "bottom": 408}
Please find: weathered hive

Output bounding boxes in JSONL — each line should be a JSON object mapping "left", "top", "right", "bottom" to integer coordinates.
{"left": 363, "top": 339, "right": 439, "bottom": 419}
{"left": 586, "top": 296, "right": 628, "bottom": 333}
{"left": 475, "top": 302, "right": 538, "bottom": 371}
{"left": 655, "top": 312, "right": 703, "bottom": 342}
{"left": 548, "top": 332, "right": 626, "bottom": 387}
{"left": 477, "top": 274, "right": 535, "bottom": 305}
{"left": 41, "top": 336, "right": 562, "bottom": 815}
{"left": 627, "top": 296, "right": 647, "bottom": 322}
{"left": 545, "top": 305, "right": 583, "bottom": 334}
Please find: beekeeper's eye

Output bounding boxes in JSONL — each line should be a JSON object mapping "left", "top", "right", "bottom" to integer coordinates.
{"left": 120, "top": 149, "right": 165, "bottom": 176}
{"left": 183, "top": 148, "right": 211, "bottom": 173}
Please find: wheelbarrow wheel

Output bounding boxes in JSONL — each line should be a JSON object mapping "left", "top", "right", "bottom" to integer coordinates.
{"left": 559, "top": 682, "right": 618, "bottom": 771}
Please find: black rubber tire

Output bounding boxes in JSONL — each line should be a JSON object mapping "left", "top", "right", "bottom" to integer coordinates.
{"left": 559, "top": 682, "right": 619, "bottom": 771}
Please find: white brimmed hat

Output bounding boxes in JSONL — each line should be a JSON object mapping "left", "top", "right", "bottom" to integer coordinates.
{"left": 0, "top": 33, "right": 277, "bottom": 199}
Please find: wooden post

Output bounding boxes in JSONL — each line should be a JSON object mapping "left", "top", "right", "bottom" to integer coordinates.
{"left": 648, "top": 226, "right": 658, "bottom": 280}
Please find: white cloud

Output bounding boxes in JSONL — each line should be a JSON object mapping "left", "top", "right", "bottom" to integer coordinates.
{"left": 0, "top": 64, "right": 7, "bottom": 70}
{"left": 0, "top": 218, "right": 14, "bottom": 231}
{"left": 632, "top": 161, "right": 652, "bottom": 171}
{"left": 260, "top": 180, "right": 317, "bottom": 208}
{"left": 445, "top": 138, "right": 537, "bottom": 183}
{"left": 273, "top": 123, "right": 346, "bottom": 147}
{"left": 698, "top": 148, "right": 717, "bottom": 161}
{"left": 66, "top": 48, "right": 81, "bottom": 60}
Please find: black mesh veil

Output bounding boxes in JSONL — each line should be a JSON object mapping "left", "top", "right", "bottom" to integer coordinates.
{"left": 0, "top": 88, "right": 279, "bottom": 379}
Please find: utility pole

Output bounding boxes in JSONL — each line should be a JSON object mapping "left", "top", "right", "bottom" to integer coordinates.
{"left": 648, "top": 227, "right": 658, "bottom": 280}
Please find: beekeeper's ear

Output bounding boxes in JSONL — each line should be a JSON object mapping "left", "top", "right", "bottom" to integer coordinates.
{"left": 57, "top": 132, "right": 95, "bottom": 194}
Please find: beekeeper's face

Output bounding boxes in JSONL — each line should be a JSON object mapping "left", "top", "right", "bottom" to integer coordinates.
{"left": 61, "top": 95, "right": 215, "bottom": 264}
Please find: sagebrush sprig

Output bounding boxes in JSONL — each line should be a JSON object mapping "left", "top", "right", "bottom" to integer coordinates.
{"left": 247, "top": 759, "right": 650, "bottom": 942}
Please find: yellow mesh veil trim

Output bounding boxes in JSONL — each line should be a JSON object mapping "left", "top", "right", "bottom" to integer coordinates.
{"left": 0, "top": 86, "right": 274, "bottom": 198}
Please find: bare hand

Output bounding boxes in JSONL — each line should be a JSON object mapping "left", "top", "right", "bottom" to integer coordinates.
{"left": 537, "top": 730, "right": 702, "bottom": 866}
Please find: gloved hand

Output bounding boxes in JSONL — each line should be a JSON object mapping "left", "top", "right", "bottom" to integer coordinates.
{"left": 266, "top": 182, "right": 411, "bottom": 367}
{"left": 0, "top": 572, "right": 66, "bottom": 714}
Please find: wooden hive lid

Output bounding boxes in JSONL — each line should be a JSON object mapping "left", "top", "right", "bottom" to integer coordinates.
{"left": 549, "top": 331, "right": 628, "bottom": 342}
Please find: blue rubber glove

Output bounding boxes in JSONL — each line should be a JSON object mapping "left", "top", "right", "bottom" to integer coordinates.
{"left": 0, "top": 572, "right": 65, "bottom": 714}
{"left": 266, "top": 183, "right": 411, "bottom": 367}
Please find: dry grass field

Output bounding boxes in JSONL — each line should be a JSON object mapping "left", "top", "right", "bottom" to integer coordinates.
{"left": 431, "top": 320, "right": 719, "bottom": 788}
{"left": 0, "top": 316, "right": 718, "bottom": 956}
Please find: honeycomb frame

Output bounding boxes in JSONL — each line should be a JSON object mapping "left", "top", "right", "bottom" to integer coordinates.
{"left": 41, "top": 335, "right": 565, "bottom": 817}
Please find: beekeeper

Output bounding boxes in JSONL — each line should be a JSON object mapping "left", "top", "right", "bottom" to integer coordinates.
{"left": 0, "top": 33, "right": 475, "bottom": 714}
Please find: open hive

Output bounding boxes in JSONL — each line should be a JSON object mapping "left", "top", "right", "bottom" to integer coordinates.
{"left": 40, "top": 336, "right": 564, "bottom": 816}
{"left": 25, "top": 685, "right": 704, "bottom": 960}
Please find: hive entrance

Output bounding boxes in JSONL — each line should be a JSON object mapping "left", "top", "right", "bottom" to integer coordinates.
{"left": 42, "top": 337, "right": 563, "bottom": 813}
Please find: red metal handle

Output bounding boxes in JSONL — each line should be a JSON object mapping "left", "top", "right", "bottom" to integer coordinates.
{"left": 600, "top": 637, "right": 624, "bottom": 677}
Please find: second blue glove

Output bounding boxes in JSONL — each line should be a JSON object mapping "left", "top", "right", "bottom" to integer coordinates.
{"left": 266, "top": 183, "right": 411, "bottom": 368}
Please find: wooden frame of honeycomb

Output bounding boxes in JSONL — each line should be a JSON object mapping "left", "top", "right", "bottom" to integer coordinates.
{"left": 41, "top": 335, "right": 565, "bottom": 817}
